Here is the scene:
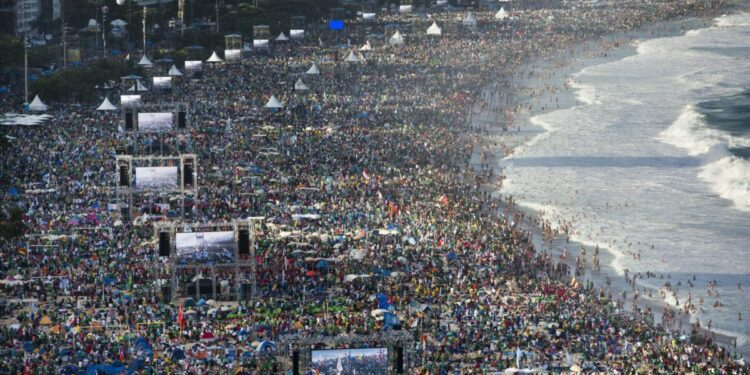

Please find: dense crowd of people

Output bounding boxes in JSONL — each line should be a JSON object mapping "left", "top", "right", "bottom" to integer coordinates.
{"left": 1, "top": 1, "right": 747, "bottom": 374}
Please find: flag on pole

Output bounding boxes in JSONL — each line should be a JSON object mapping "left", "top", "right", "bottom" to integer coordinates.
{"left": 336, "top": 357, "right": 343, "bottom": 375}
{"left": 362, "top": 169, "right": 370, "bottom": 181}
{"left": 439, "top": 194, "right": 449, "bottom": 206}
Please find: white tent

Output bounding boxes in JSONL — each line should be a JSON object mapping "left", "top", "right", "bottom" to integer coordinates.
{"left": 426, "top": 22, "right": 442, "bottom": 36}
{"left": 294, "top": 78, "right": 309, "bottom": 91}
{"left": 344, "top": 51, "right": 361, "bottom": 63}
{"left": 462, "top": 12, "right": 477, "bottom": 27}
{"left": 359, "top": 40, "right": 372, "bottom": 51}
{"left": 264, "top": 95, "right": 284, "bottom": 109}
{"left": 168, "top": 65, "right": 183, "bottom": 76}
{"left": 110, "top": 19, "right": 127, "bottom": 27}
{"left": 206, "top": 51, "right": 223, "bottom": 63}
{"left": 275, "top": 32, "right": 289, "bottom": 41}
{"left": 388, "top": 30, "right": 404, "bottom": 46}
{"left": 28, "top": 95, "right": 48, "bottom": 111}
{"left": 127, "top": 79, "right": 148, "bottom": 92}
{"left": 96, "top": 97, "right": 117, "bottom": 111}
{"left": 137, "top": 55, "right": 154, "bottom": 68}
{"left": 495, "top": 7, "right": 509, "bottom": 20}
{"left": 306, "top": 63, "right": 320, "bottom": 75}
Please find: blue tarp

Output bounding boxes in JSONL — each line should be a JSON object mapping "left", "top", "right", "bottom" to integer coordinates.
{"left": 133, "top": 337, "right": 153, "bottom": 359}
{"left": 8, "top": 188, "right": 19, "bottom": 197}
{"left": 86, "top": 363, "right": 125, "bottom": 375}
{"left": 377, "top": 293, "right": 391, "bottom": 310}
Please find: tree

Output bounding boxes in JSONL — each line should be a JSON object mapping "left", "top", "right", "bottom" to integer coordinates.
{"left": 0, "top": 205, "right": 27, "bottom": 240}
{"left": 0, "top": 33, "right": 23, "bottom": 69}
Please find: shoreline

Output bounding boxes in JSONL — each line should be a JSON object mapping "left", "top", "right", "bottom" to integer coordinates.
{"left": 469, "top": 13, "right": 749, "bottom": 358}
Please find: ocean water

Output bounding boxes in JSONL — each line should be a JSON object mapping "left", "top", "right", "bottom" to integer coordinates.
{"left": 501, "top": 13, "right": 750, "bottom": 352}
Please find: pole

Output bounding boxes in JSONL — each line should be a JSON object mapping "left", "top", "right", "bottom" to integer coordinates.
{"left": 61, "top": 0, "right": 66, "bottom": 67}
{"left": 215, "top": 0, "right": 220, "bottom": 33}
{"left": 24, "top": 38, "right": 28, "bottom": 105}
{"left": 142, "top": 6, "right": 147, "bottom": 53}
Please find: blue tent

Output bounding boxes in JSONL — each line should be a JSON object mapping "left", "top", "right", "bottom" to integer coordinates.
{"left": 255, "top": 340, "right": 277, "bottom": 354}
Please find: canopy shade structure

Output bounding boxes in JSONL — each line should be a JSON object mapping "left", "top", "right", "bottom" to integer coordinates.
{"left": 111, "top": 19, "right": 127, "bottom": 27}
{"left": 137, "top": 55, "right": 154, "bottom": 68}
{"left": 96, "top": 97, "right": 117, "bottom": 111}
{"left": 264, "top": 95, "right": 284, "bottom": 108}
{"left": 275, "top": 32, "right": 289, "bottom": 41}
{"left": 127, "top": 79, "right": 149, "bottom": 92}
{"left": 463, "top": 13, "right": 477, "bottom": 27}
{"left": 206, "top": 51, "right": 223, "bottom": 63}
{"left": 344, "top": 50, "right": 362, "bottom": 62}
{"left": 389, "top": 30, "right": 404, "bottom": 46}
{"left": 426, "top": 22, "right": 442, "bottom": 36}
{"left": 496, "top": 7, "right": 509, "bottom": 20}
{"left": 359, "top": 40, "right": 372, "bottom": 51}
{"left": 294, "top": 78, "right": 309, "bottom": 91}
{"left": 0, "top": 113, "right": 52, "bottom": 126}
{"left": 28, "top": 95, "right": 48, "bottom": 111}
{"left": 306, "top": 63, "right": 320, "bottom": 75}
{"left": 168, "top": 65, "right": 183, "bottom": 76}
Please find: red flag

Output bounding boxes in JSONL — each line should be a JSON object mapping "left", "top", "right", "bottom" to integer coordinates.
{"left": 178, "top": 301, "right": 185, "bottom": 330}
{"left": 119, "top": 345, "right": 125, "bottom": 362}
{"left": 439, "top": 194, "right": 448, "bottom": 206}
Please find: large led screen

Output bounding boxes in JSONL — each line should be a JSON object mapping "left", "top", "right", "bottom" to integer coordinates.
{"left": 311, "top": 348, "right": 388, "bottom": 375}
{"left": 120, "top": 95, "right": 141, "bottom": 107}
{"left": 224, "top": 49, "right": 241, "bottom": 62}
{"left": 153, "top": 76, "right": 172, "bottom": 89}
{"left": 138, "top": 112, "right": 173, "bottom": 132}
{"left": 253, "top": 39, "right": 269, "bottom": 48}
{"left": 176, "top": 231, "right": 234, "bottom": 263}
{"left": 290, "top": 29, "right": 304, "bottom": 38}
{"left": 134, "top": 167, "right": 178, "bottom": 190}
{"left": 185, "top": 60, "right": 202, "bottom": 72}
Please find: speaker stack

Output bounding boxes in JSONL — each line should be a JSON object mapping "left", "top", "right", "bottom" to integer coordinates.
{"left": 238, "top": 229, "right": 249, "bottom": 255}
{"left": 158, "top": 232, "right": 170, "bottom": 257}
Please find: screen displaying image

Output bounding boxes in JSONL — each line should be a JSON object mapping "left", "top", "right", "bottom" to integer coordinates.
{"left": 290, "top": 29, "right": 304, "bottom": 38}
{"left": 224, "top": 49, "right": 241, "bottom": 62}
{"left": 362, "top": 13, "right": 376, "bottom": 20}
{"left": 311, "top": 348, "right": 388, "bottom": 375}
{"left": 253, "top": 39, "right": 269, "bottom": 48}
{"left": 153, "top": 76, "right": 172, "bottom": 89}
{"left": 138, "top": 112, "right": 173, "bottom": 132}
{"left": 399, "top": 5, "right": 412, "bottom": 12}
{"left": 185, "top": 60, "right": 202, "bottom": 72}
{"left": 121, "top": 95, "right": 141, "bottom": 107}
{"left": 134, "top": 166, "right": 178, "bottom": 190}
{"left": 176, "top": 231, "right": 234, "bottom": 263}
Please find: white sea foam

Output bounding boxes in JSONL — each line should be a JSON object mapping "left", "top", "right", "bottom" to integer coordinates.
{"left": 657, "top": 105, "right": 723, "bottom": 155}
{"left": 715, "top": 12, "right": 750, "bottom": 28}
{"left": 569, "top": 80, "right": 601, "bottom": 105}
{"left": 698, "top": 156, "right": 750, "bottom": 212}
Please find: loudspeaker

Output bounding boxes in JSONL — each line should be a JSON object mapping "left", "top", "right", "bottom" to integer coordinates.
{"left": 292, "top": 350, "right": 300, "bottom": 375}
{"left": 124, "top": 111, "right": 134, "bottom": 130}
{"left": 119, "top": 166, "right": 129, "bottom": 186}
{"left": 161, "top": 285, "right": 171, "bottom": 303}
{"left": 187, "top": 279, "right": 214, "bottom": 297}
{"left": 238, "top": 229, "right": 249, "bottom": 255}
{"left": 183, "top": 165, "right": 193, "bottom": 186}
{"left": 158, "top": 232, "right": 170, "bottom": 257}
{"left": 396, "top": 346, "right": 404, "bottom": 373}
{"left": 177, "top": 111, "right": 186, "bottom": 129}
{"left": 120, "top": 206, "right": 130, "bottom": 221}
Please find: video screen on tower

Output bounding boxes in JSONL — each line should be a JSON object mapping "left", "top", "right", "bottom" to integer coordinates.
{"left": 134, "top": 167, "right": 178, "bottom": 190}
{"left": 120, "top": 95, "right": 141, "bottom": 107}
{"left": 224, "top": 49, "right": 241, "bottom": 62}
{"left": 176, "top": 231, "right": 235, "bottom": 263}
{"left": 311, "top": 348, "right": 388, "bottom": 375}
{"left": 185, "top": 60, "right": 202, "bottom": 72}
{"left": 138, "top": 112, "right": 173, "bottom": 132}
{"left": 153, "top": 76, "right": 172, "bottom": 89}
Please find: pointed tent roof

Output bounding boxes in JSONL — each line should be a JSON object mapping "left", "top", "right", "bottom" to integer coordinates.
{"left": 96, "top": 97, "right": 117, "bottom": 111}
{"left": 462, "top": 12, "right": 477, "bottom": 27}
{"left": 345, "top": 50, "right": 361, "bottom": 62}
{"left": 389, "top": 30, "right": 404, "bottom": 46}
{"left": 206, "top": 51, "right": 223, "bottom": 63}
{"left": 495, "top": 7, "right": 509, "bottom": 20}
{"left": 168, "top": 65, "right": 183, "bottom": 76}
{"left": 127, "top": 79, "right": 149, "bottom": 92}
{"left": 426, "top": 22, "right": 442, "bottom": 36}
{"left": 294, "top": 78, "right": 309, "bottom": 91}
{"left": 275, "top": 32, "right": 289, "bottom": 41}
{"left": 28, "top": 95, "right": 48, "bottom": 111}
{"left": 357, "top": 52, "right": 367, "bottom": 63}
{"left": 306, "top": 63, "right": 320, "bottom": 75}
{"left": 137, "top": 55, "right": 154, "bottom": 68}
{"left": 264, "top": 95, "right": 284, "bottom": 109}
{"left": 111, "top": 19, "right": 127, "bottom": 27}
{"left": 359, "top": 40, "right": 372, "bottom": 51}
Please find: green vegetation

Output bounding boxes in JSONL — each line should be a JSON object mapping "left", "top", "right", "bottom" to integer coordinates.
{"left": 0, "top": 205, "right": 26, "bottom": 240}
{"left": 32, "top": 59, "right": 141, "bottom": 103}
